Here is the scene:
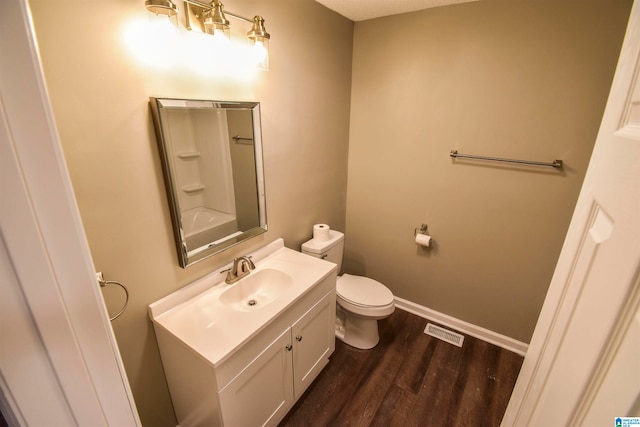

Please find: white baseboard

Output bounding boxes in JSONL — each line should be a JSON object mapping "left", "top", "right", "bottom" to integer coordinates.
{"left": 394, "top": 297, "right": 528, "bottom": 356}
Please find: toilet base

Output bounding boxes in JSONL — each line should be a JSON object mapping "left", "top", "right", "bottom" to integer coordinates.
{"left": 335, "top": 306, "right": 380, "bottom": 350}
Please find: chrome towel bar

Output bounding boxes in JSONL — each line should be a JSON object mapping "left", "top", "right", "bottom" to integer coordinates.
{"left": 450, "top": 150, "right": 563, "bottom": 169}
{"left": 232, "top": 135, "right": 253, "bottom": 144}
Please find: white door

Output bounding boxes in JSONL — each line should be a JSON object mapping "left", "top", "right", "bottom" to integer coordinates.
{"left": 502, "top": 3, "right": 640, "bottom": 426}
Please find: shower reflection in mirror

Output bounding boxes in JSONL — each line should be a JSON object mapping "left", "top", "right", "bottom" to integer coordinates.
{"left": 150, "top": 98, "right": 267, "bottom": 267}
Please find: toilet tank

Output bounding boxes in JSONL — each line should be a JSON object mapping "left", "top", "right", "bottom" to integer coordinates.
{"left": 301, "top": 230, "right": 344, "bottom": 272}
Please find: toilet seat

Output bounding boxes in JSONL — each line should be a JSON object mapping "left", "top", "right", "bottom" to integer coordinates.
{"left": 337, "top": 274, "right": 394, "bottom": 307}
{"left": 337, "top": 274, "right": 395, "bottom": 318}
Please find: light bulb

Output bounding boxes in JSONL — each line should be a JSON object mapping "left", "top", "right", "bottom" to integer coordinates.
{"left": 251, "top": 38, "right": 269, "bottom": 70}
{"left": 253, "top": 40, "right": 267, "bottom": 62}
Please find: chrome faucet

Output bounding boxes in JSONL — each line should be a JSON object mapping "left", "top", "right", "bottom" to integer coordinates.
{"left": 224, "top": 256, "right": 256, "bottom": 284}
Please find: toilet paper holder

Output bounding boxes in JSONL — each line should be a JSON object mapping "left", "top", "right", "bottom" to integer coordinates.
{"left": 414, "top": 224, "right": 434, "bottom": 247}
{"left": 414, "top": 224, "right": 429, "bottom": 237}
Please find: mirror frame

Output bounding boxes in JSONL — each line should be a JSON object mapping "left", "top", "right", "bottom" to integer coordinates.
{"left": 149, "top": 97, "right": 267, "bottom": 267}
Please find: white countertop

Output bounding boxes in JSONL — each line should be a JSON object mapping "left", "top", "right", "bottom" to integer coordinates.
{"left": 148, "top": 239, "right": 337, "bottom": 367}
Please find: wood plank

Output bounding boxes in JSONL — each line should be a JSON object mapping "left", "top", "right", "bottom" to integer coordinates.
{"left": 446, "top": 338, "right": 489, "bottom": 424}
{"left": 391, "top": 316, "right": 438, "bottom": 395}
{"left": 485, "top": 347, "right": 524, "bottom": 426}
{"left": 371, "top": 384, "right": 417, "bottom": 427}
{"left": 412, "top": 339, "right": 466, "bottom": 426}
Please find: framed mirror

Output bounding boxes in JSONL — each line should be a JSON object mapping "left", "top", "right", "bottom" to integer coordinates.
{"left": 150, "top": 98, "right": 267, "bottom": 267}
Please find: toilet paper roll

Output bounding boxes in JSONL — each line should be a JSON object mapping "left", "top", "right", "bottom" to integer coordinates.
{"left": 415, "top": 233, "right": 432, "bottom": 247}
{"left": 313, "top": 224, "right": 331, "bottom": 241}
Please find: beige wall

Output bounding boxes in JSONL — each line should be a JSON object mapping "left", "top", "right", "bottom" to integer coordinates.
{"left": 29, "top": 0, "right": 353, "bottom": 425}
{"left": 346, "top": 0, "right": 631, "bottom": 343}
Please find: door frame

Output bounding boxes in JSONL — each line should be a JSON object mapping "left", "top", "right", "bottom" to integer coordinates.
{"left": 0, "top": 0, "right": 140, "bottom": 424}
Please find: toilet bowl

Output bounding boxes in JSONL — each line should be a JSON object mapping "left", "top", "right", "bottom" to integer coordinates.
{"left": 301, "top": 230, "right": 395, "bottom": 350}
{"left": 335, "top": 274, "right": 395, "bottom": 349}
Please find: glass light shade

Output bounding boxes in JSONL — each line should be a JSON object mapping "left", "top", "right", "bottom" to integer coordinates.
{"left": 248, "top": 16, "right": 270, "bottom": 71}
{"left": 251, "top": 37, "right": 269, "bottom": 70}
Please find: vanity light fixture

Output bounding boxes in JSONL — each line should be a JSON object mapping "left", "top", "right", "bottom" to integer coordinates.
{"left": 144, "top": 0, "right": 271, "bottom": 70}
{"left": 203, "top": 0, "right": 230, "bottom": 39}
{"left": 247, "top": 15, "right": 270, "bottom": 71}
{"left": 145, "top": 0, "right": 179, "bottom": 26}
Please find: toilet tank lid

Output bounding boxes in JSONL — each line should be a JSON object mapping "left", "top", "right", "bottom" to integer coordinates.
{"left": 301, "top": 230, "right": 344, "bottom": 254}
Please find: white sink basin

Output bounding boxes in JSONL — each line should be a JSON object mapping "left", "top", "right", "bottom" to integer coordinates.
{"left": 148, "top": 239, "right": 337, "bottom": 366}
{"left": 219, "top": 268, "right": 293, "bottom": 311}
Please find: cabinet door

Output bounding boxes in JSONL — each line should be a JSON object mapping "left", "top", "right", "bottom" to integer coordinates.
{"left": 291, "top": 291, "right": 336, "bottom": 399}
{"left": 218, "top": 328, "right": 294, "bottom": 427}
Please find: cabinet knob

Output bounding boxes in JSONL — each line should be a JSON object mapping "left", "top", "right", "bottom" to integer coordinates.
{"left": 295, "top": 335, "right": 302, "bottom": 342}
{"left": 286, "top": 344, "right": 293, "bottom": 351}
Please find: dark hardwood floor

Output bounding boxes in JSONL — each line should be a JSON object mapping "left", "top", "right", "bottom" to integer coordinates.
{"left": 279, "top": 308, "right": 523, "bottom": 427}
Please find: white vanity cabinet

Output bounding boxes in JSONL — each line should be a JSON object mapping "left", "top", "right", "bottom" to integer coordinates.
{"left": 149, "top": 241, "right": 337, "bottom": 427}
{"left": 292, "top": 290, "right": 336, "bottom": 397}
{"left": 218, "top": 291, "right": 335, "bottom": 426}
{"left": 218, "top": 328, "right": 293, "bottom": 426}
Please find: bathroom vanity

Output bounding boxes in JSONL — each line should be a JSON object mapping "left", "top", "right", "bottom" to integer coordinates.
{"left": 149, "top": 239, "right": 337, "bottom": 426}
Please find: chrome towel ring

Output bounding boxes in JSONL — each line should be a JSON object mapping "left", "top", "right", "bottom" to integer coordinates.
{"left": 96, "top": 272, "right": 129, "bottom": 321}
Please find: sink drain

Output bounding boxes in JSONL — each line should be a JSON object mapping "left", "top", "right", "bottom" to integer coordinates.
{"left": 247, "top": 299, "right": 257, "bottom": 306}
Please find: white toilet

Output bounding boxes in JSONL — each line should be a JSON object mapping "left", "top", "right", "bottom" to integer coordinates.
{"left": 302, "top": 230, "right": 395, "bottom": 349}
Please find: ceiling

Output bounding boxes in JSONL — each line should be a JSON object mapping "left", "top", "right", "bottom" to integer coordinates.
{"left": 313, "top": 0, "right": 479, "bottom": 21}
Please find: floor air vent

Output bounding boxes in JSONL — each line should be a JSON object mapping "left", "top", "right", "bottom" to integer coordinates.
{"left": 425, "top": 323, "right": 465, "bottom": 347}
